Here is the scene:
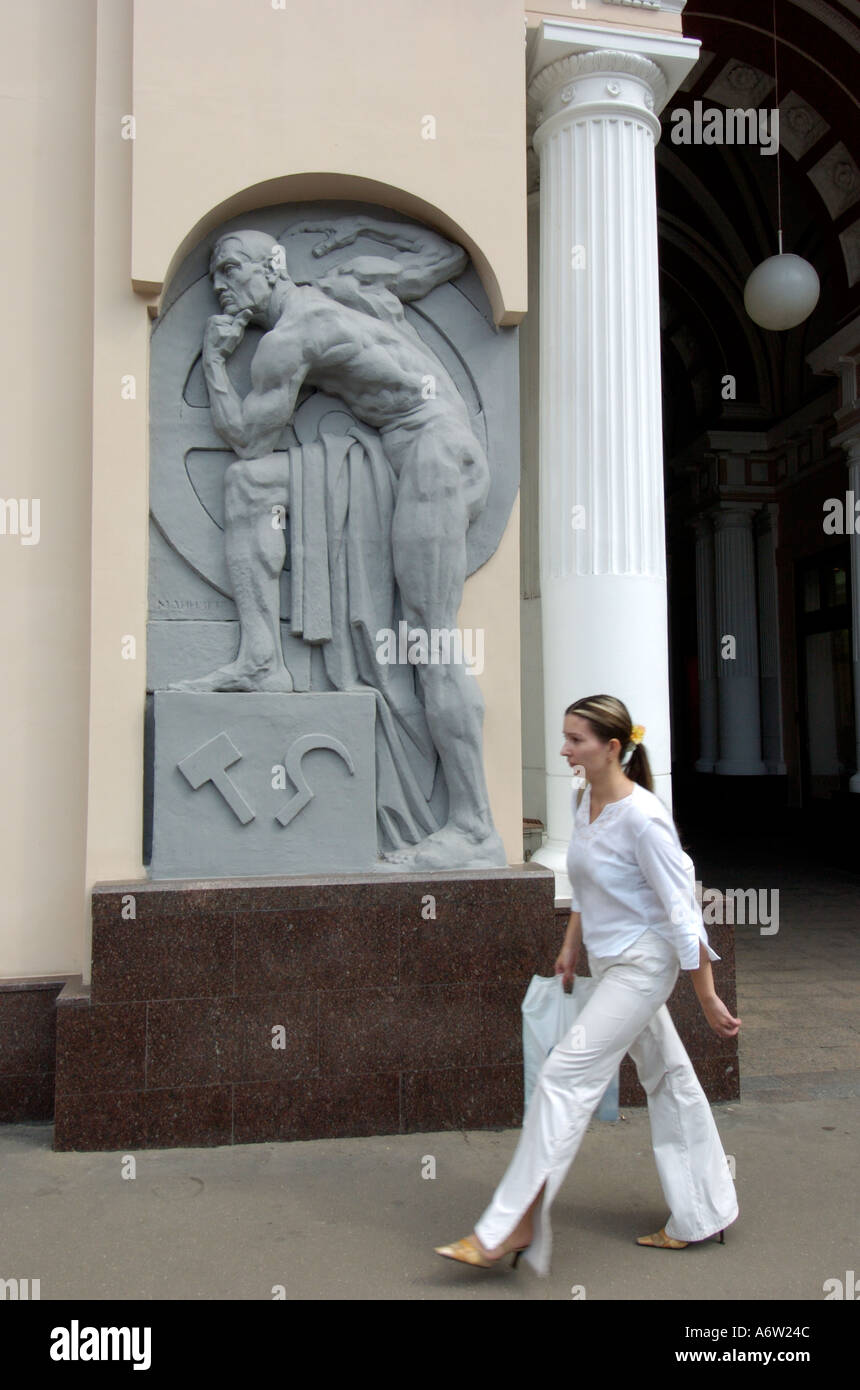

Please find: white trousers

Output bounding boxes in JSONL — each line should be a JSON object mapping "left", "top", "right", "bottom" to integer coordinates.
{"left": 474, "top": 928, "right": 739, "bottom": 1276}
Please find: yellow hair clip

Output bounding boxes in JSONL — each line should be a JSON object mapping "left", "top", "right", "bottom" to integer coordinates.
{"left": 630, "top": 725, "right": 645, "bottom": 745}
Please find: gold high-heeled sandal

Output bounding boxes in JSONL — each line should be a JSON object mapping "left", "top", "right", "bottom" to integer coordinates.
{"left": 636, "top": 1226, "right": 725, "bottom": 1249}
{"left": 434, "top": 1235, "right": 529, "bottom": 1269}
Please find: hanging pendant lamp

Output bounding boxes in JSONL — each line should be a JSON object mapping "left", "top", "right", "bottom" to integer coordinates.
{"left": 744, "top": 1, "right": 820, "bottom": 331}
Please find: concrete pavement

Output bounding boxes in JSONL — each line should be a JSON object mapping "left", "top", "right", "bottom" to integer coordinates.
{"left": 1, "top": 842, "right": 857, "bottom": 1301}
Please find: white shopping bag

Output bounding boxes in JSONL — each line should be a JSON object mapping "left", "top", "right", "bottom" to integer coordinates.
{"left": 521, "top": 973, "right": 619, "bottom": 1124}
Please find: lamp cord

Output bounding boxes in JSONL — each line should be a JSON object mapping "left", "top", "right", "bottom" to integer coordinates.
{"left": 773, "top": 0, "right": 784, "bottom": 253}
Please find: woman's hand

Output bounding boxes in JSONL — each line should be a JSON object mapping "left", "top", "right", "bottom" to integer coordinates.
{"left": 700, "top": 994, "right": 741, "bottom": 1039}
{"left": 554, "top": 941, "right": 579, "bottom": 989}
{"left": 689, "top": 945, "right": 740, "bottom": 1038}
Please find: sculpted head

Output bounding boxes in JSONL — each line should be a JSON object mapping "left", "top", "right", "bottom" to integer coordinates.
{"left": 209, "top": 231, "right": 290, "bottom": 319}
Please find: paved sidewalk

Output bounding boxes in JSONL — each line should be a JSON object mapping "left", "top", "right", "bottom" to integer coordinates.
{"left": 1, "top": 844, "right": 857, "bottom": 1301}
{"left": 0, "top": 1097, "right": 855, "bottom": 1301}
{"left": 693, "top": 830, "right": 860, "bottom": 1102}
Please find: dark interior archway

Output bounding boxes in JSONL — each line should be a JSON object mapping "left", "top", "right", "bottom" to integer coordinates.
{"left": 657, "top": 0, "right": 860, "bottom": 864}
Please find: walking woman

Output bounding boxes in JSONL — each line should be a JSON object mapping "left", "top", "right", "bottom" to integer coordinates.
{"left": 435, "top": 694, "right": 740, "bottom": 1275}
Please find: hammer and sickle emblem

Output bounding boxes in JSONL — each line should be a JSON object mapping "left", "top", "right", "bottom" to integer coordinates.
{"left": 274, "top": 734, "right": 356, "bottom": 827}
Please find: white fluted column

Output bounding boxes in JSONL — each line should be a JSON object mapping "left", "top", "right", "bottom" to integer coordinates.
{"left": 689, "top": 516, "right": 718, "bottom": 772}
{"left": 756, "top": 504, "right": 786, "bottom": 774}
{"left": 713, "top": 506, "right": 767, "bottom": 775}
{"left": 832, "top": 430, "right": 860, "bottom": 791}
{"left": 528, "top": 49, "right": 674, "bottom": 893}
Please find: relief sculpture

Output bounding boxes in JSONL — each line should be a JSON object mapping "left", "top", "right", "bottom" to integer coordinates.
{"left": 148, "top": 205, "right": 519, "bottom": 873}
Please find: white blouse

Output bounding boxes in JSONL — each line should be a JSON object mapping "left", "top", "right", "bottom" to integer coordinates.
{"left": 565, "top": 781, "right": 720, "bottom": 971}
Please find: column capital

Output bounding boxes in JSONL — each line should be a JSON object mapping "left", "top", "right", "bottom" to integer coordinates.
{"left": 712, "top": 503, "right": 760, "bottom": 532}
{"left": 831, "top": 425, "right": 860, "bottom": 466}
{"left": 755, "top": 501, "right": 780, "bottom": 537}
{"left": 529, "top": 49, "right": 666, "bottom": 147}
{"left": 526, "top": 16, "right": 700, "bottom": 115}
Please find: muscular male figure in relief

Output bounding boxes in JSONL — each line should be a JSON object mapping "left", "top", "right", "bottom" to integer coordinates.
{"left": 174, "top": 218, "right": 504, "bottom": 869}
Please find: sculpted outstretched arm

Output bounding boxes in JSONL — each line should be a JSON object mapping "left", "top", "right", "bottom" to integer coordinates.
{"left": 293, "top": 214, "right": 467, "bottom": 301}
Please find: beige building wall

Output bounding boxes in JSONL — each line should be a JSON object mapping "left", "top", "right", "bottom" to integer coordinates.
{"left": 83, "top": 0, "right": 153, "bottom": 985}
{"left": 0, "top": 0, "right": 96, "bottom": 979}
{"left": 131, "top": 0, "right": 530, "bottom": 319}
{"left": 85, "top": 0, "right": 533, "bottom": 984}
{"left": 3, "top": 0, "right": 685, "bottom": 982}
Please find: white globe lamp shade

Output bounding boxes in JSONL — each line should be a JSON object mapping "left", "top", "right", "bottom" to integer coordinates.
{"left": 744, "top": 253, "right": 820, "bottom": 331}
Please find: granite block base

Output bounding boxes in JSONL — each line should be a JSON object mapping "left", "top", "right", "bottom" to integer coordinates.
{"left": 0, "top": 977, "right": 67, "bottom": 1122}
{"left": 52, "top": 870, "right": 738, "bottom": 1151}
{"left": 54, "top": 867, "right": 558, "bottom": 1151}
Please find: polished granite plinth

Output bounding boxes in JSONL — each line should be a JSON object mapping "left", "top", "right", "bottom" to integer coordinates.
{"left": 51, "top": 868, "right": 738, "bottom": 1151}
{"left": 54, "top": 868, "right": 555, "bottom": 1150}
{"left": 0, "top": 978, "right": 66, "bottom": 1121}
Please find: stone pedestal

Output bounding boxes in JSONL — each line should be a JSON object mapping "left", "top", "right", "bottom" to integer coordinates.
{"left": 54, "top": 868, "right": 557, "bottom": 1151}
{"left": 53, "top": 865, "right": 739, "bottom": 1151}
{"left": 146, "top": 691, "right": 377, "bottom": 877}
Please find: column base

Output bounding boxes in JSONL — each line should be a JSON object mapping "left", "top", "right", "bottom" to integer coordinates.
{"left": 715, "top": 759, "right": 767, "bottom": 776}
{"left": 530, "top": 841, "right": 572, "bottom": 905}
